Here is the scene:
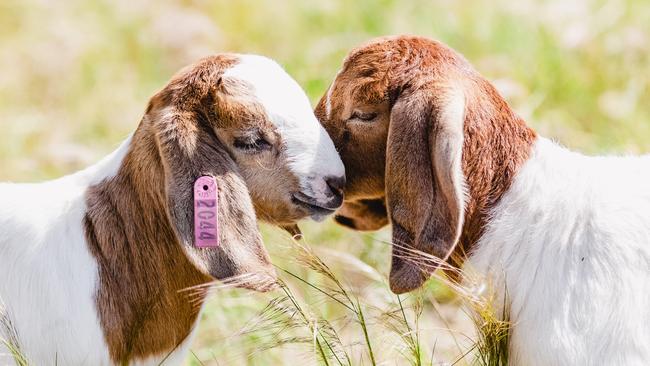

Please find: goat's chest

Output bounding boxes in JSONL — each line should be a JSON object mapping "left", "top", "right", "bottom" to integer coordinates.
{"left": 466, "top": 152, "right": 650, "bottom": 365}
{"left": 0, "top": 204, "right": 114, "bottom": 365}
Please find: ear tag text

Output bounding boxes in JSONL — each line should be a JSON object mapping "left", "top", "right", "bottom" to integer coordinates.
{"left": 194, "top": 176, "right": 219, "bottom": 248}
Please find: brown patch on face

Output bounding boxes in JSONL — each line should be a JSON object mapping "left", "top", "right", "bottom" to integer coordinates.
{"left": 85, "top": 55, "right": 280, "bottom": 363}
{"left": 317, "top": 36, "right": 537, "bottom": 285}
{"left": 152, "top": 55, "right": 313, "bottom": 226}
{"left": 315, "top": 67, "right": 390, "bottom": 201}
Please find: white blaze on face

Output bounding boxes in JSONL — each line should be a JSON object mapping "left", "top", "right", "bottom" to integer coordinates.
{"left": 223, "top": 55, "right": 345, "bottom": 204}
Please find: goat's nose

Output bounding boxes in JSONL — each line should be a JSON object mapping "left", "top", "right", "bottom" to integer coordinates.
{"left": 325, "top": 175, "right": 346, "bottom": 201}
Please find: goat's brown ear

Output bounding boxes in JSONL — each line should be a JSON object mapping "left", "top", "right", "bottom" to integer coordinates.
{"left": 147, "top": 93, "right": 274, "bottom": 286}
{"left": 386, "top": 84, "right": 466, "bottom": 294}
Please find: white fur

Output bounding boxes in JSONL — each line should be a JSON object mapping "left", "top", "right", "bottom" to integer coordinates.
{"left": 223, "top": 55, "right": 345, "bottom": 206}
{"left": 0, "top": 139, "right": 129, "bottom": 365}
{"left": 0, "top": 136, "right": 205, "bottom": 366}
{"left": 468, "top": 137, "right": 650, "bottom": 365}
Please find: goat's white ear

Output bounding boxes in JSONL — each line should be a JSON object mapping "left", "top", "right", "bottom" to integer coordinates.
{"left": 386, "top": 84, "right": 466, "bottom": 294}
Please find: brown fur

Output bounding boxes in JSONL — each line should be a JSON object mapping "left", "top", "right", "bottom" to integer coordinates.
{"left": 334, "top": 198, "right": 388, "bottom": 231}
{"left": 316, "top": 36, "right": 536, "bottom": 293}
{"left": 84, "top": 128, "right": 212, "bottom": 362}
{"left": 84, "top": 55, "right": 295, "bottom": 363}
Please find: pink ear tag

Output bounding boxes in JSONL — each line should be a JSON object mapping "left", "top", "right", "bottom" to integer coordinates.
{"left": 194, "top": 176, "right": 219, "bottom": 248}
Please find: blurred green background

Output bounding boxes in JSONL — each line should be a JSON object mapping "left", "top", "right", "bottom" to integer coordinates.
{"left": 1, "top": 0, "right": 649, "bottom": 364}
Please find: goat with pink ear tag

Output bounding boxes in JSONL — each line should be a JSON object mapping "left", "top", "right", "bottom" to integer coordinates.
{"left": 0, "top": 54, "right": 344, "bottom": 366}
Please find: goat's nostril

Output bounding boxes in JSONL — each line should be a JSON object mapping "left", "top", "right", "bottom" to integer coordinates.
{"left": 324, "top": 175, "right": 346, "bottom": 198}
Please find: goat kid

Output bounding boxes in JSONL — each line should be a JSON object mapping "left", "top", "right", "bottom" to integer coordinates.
{"left": 0, "top": 54, "right": 345, "bottom": 365}
{"left": 316, "top": 36, "right": 650, "bottom": 365}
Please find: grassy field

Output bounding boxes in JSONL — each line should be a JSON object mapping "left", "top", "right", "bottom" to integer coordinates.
{"left": 1, "top": 0, "right": 649, "bottom": 364}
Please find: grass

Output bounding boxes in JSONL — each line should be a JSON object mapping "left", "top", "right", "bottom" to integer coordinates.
{"left": 185, "top": 234, "right": 508, "bottom": 365}
{"left": 1, "top": 306, "right": 30, "bottom": 366}
{"left": 0, "top": 233, "right": 508, "bottom": 365}
{"left": 1, "top": 0, "right": 649, "bottom": 365}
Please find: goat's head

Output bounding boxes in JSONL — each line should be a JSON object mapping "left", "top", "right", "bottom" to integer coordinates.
{"left": 315, "top": 36, "right": 535, "bottom": 294}
{"left": 141, "top": 54, "right": 345, "bottom": 290}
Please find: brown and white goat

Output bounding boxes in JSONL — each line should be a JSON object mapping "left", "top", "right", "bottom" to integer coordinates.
{"left": 0, "top": 54, "right": 345, "bottom": 365}
{"left": 316, "top": 36, "right": 650, "bottom": 365}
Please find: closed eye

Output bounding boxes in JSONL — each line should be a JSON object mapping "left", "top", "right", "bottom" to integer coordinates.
{"left": 233, "top": 136, "right": 271, "bottom": 153}
{"left": 349, "top": 111, "right": 377, "bottom": 122}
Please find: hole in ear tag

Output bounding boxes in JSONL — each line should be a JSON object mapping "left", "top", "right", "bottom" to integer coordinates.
{"left": 194, "top": 176, "right": 219, "bottom": 248}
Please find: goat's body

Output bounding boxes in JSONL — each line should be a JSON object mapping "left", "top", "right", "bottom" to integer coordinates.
{"left": 470, "top": 138, "right": 650, "bottom": 365}
{"left": 0, "top": 52, "right": 343, "bottom": 365}
{"left": 0, "top": 137, "right": 198, "bottom": 365}
{"left": 0, "top": 178, "right": 111, "bottom": 365}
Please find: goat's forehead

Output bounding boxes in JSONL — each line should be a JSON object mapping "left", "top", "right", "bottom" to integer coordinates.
{"left": 222, "top": 55, "right": 344, "bottom": 181}
{"left": 223, "top": 55, "right": 311, "bottom": 118}
{"left": 325, "top": 68, "right": 381, "bottom": 118}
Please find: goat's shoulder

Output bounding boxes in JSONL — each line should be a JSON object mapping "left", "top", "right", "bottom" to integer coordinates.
{"left": 0, "top": 178, "right": 87, "bottom": 247}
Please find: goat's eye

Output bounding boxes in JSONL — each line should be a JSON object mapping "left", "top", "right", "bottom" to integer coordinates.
{"left": 233, "top": 136, "right": 271, "bottom": 153}
{"left": 350, "top": 111, "right": 377, "bottom": 122}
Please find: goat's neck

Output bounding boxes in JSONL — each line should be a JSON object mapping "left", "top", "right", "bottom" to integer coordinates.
{"left": 450, "top": 81, "right": 537, "bottom": 268}
{"left": 83, "top": 121, "right": 210, "bottom": 364}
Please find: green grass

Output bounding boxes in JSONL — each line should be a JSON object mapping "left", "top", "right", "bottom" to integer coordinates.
{"left": 1, "top": 0, "right": 649, "bottom": 364}
{"left": 185, "top": 232, "right": 482, "bottom": 365}
{"left": 1, "top": 306, "right": 30, "bottom": 366}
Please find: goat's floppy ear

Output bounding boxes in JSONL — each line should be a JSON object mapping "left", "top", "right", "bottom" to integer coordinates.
{"left": 386, "top": 84, "right": 466, "bottom": 294}
{"left": 147, "top": 91, "right": 273, "bottom": 284}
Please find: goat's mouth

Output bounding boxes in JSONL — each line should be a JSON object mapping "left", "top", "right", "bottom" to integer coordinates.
{"left": 291, "top": 192, "right": 339, "bottom": 221}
